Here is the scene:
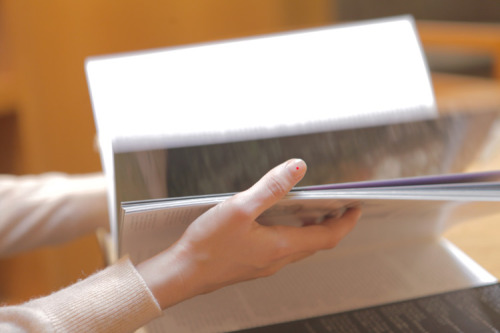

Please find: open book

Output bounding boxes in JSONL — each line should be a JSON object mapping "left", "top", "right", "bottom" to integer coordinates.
{"left": 121, "top": 172, "right": 500, "bottom": 332}
{"left": 85, "top": 14, "right": 500, "bottom": 333}
{"left": 85, "top": 15, "right": 437, "bottom": 249}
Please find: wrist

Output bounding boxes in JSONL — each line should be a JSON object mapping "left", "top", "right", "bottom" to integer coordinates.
{"left": 136, "top": 244, "right": 193, "bottom": 309}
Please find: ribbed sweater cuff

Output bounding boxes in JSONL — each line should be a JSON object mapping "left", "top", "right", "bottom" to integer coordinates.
{"left": 28, "top": 257, "right": 162, "bottom": 332}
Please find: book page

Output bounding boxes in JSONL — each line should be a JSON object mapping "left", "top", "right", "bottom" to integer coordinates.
{"left": 114, "top": 109, "right": 499, "bottom": 254}
{"left": 235, "top": 283, "right": 500, "bottom": 332}
{"left": 121, "top": 197, "right": 499, "bottom": 332}
{"left": 86, "top": 16, "right": 438, "bottom": 244}
{"left": 156, "top": 109, "right": 497, "bottom": 197}
{"left": 90, "top": 17, "right": 500, "bottom": 243}
{"left": 121, "top": 197, "right": 500, "bottom": 264}
{"left": 86, "top": 16, "right": 435, "bottom": 155}
{"left": 144, "top": 239, "right": 496, "bottom": 333}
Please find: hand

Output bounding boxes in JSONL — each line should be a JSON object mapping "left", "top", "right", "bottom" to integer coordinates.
{"left": 137, "top": 159, "right": 361, "bottom": 309}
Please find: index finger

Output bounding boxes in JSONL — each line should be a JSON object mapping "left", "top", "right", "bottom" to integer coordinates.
{"left": 235, "top": 159, "right": 307, "bottom": 220}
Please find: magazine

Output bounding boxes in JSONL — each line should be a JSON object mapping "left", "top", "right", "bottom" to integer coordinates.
{"left": 84, "top": 14, "right": 500, "bottom": 333}
{"left": 85, "top": 16, "right": 437, "bottom": 249}
{"left": 119, "top": 171, "right": 500, "bottom": 332}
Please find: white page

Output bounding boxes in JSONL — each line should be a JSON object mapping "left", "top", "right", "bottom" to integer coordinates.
{"left": 121, "top": 197, "right": 499, "bottom": 332}
{"left": 121, "top": 197, "right": 500, "bottom": 265}
{"left": 86, "top": 16, "right": 435, "bottom": 155}
{"left": 144, "top": 240, "right": 495, "bottom": 333}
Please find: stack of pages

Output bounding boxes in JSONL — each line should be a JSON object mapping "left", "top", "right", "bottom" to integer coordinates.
{"left": 121, "top": 172, "right": 500, "bottom": 332}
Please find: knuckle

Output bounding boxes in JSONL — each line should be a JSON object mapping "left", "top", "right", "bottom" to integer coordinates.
{"left": 257, "top": 266, "right": 280, "bottom": 278}
{"left": 324, "top": 234, "right": 341, "bottom": 249}
{"left": 223, "top": 193, "right": 254, "bottom": 219}
{"left": 274, "top": 240, "right": 292, "bottom": 259}
{"left": 265, "top": 175, "right": 287, "bottom": 200}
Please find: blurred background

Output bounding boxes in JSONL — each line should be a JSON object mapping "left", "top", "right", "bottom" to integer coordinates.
{"left": 0, "top": 0, "right": 499, "bottom": 306}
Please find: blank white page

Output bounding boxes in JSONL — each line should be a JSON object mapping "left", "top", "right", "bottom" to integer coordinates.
{"left": 86, "top": 16, "right": 436, "bottom": 154}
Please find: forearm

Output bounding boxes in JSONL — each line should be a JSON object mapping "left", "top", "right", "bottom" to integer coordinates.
{"left": 0, "top": 173, "right": 109, "bottom": 257}
{"left": 0, "top": 257, "right": 161, "bottom": 333}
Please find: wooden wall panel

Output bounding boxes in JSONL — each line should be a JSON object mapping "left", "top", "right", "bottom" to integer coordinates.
{"left": 0, "top": 0, "right": 335, "bottom": 304}
{"left": 2, "top": 0, "right": 336, "bottom": 175}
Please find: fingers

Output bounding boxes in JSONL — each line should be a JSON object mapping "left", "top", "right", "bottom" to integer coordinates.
{"left": 257, "top": 208, "right": 361, "bottom": 276}
{"left": 318, "top": 207, "right": 361, "bottom": 247}
{"left": 275, "top": 206, "right": 362, "bottom": 254}
{"left": 230, "top": 159, "right": 307, "bottom": 220}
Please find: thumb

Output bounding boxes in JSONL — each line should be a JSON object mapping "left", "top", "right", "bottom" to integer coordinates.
{"left": 239, "top": 159, "right": 307, "bottom": 220}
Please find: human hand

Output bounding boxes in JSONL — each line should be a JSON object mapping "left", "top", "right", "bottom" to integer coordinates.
{"left": 137, "top": 159, "right": 361, "bottom": 309}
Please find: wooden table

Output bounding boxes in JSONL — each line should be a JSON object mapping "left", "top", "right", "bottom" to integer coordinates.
{"left": 432, "top": 73, "right": 500, "bottom": 279}
{"left": 433, "top": 73, "right": 500, "bottom": 115}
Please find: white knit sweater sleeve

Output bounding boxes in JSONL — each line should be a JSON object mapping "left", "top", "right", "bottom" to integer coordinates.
{"left": 0, "top": 173, "right": 162, "bottom": 331}
{"left": 0, "top": 257, "right": 162, "bottom": 332}
{"left": 0, "top": 172, "right": 109, "bottom": 257}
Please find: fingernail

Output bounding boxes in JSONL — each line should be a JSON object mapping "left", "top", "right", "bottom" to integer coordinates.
{"left": 285, "top": 158, "right": 307, "bottom": 178}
